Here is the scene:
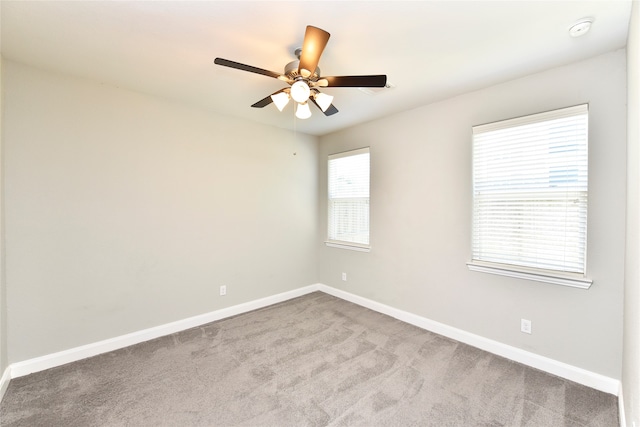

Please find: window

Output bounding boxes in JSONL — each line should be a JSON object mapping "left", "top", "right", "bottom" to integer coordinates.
{"left": 468, "top": 104, "right": 592, "bottom": 288}
{"left": 326, "top": 147, "right": 370, "bottom": 251}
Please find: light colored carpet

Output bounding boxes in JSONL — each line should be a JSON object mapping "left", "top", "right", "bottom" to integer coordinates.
{"left": 0, "top": 292, "right": 618, "bottom": 426}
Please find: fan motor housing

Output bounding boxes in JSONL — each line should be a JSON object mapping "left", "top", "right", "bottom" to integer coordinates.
{"left": 284, "top": 60, "right": 320, "bottom": 79}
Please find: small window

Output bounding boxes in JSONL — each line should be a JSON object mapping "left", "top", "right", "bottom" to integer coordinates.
{"left": 468, "top": 104, "right": 592, "bottom": 288}
{"left": 326, "top": 147, "right": 370, "bottom": 251}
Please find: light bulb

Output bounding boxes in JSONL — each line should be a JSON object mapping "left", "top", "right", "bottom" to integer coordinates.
{"left": 290, "top": 80, "right": 311, "bottom": 103}
{"left": 295, "top": 102, "right": 312, "bottom": 119}
{"left": 271, "top": 92, "right": 290, "bottom": 111}
{"left": 314, "top": 92, "right": 334, "bottom": 112}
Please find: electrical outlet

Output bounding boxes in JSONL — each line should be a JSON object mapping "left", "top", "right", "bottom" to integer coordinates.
{"left": 341, "top": 272, "right": 347, "bottom": 281}
{"left": 521, "top": 319, "right": 532, "bottom": 334}
{"left": 220, "top": 285, "right": 227, "bottom": 296}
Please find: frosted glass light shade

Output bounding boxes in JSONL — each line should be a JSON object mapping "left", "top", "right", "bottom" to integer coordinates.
{"left": 314, "top": 92, "right": 334, "bottom": 112}
{"left": 290, "top": 81, "right": 311, "bottom": 103}
{"left": 295, "top": 102, "right": 312, "bottom": 119}
{"left": 271, "top": 92, "right": 290, "bottom": 111}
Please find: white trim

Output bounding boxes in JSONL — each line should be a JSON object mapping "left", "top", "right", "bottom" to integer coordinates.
{"left": 328, "top": 146, "right": 370, "bottom": 160}
{"left": 467, "top": 261, "right": 593, "bottom": 289}
{"left": 324, "top": 241, "right": 371, "bottom": 252}
{"left": 619, "top": 382, "right": 627, "bottom": 427}
{"left": 9, "top": 284, "right": 321, "bottom": 379}
{"left": 317, "top": 284, "right": 619, "bottom": 395}
{"left": 0, "top": 365, "right": 10, "bottom": 402}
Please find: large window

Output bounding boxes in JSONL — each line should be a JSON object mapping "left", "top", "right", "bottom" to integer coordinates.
{"left": 327, "top": 147, "right": 370, "bottom": 251}
{"left": 468, "top": 104, "right": 591, "bottom": 288}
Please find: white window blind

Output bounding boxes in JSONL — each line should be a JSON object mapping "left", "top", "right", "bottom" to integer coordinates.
{"left": 471, "top": 104, "right": 588, "bottom": 277}
{"left": 327, "top": 148, "right": 370, "bottom": 248}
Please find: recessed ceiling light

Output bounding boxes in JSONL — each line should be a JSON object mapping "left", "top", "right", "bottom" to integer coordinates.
{"left": 569, "top": 19, "right": 593, "bottom": 37}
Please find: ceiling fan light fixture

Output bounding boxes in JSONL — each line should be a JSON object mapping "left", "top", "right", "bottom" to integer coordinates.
{"left": 295, "top": 102, "right": 312, "bottom": 119}
{"left": 314, "top": 92, "right": 334, "bottom": 112}
{"left": 271, "top": 92, "right": 290, "bottom": 111}
{"left": 214, "top": 25, "right": 387, "bottom": 120}
{"left": 290, "top": 80, "right": 311, "bottom": 103}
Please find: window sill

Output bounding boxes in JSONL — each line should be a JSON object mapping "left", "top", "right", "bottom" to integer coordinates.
{"left": 325, "top": 241, "right": 370, "bottom": 252}
{"left": 466, "top": 261, "right": 592, "bottom": 289}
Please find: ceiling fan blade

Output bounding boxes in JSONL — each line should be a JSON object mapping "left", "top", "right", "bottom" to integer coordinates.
{"left": 323, "top": 75, "right": 387, "bottom": 88}
{"left": 251, "top": 89, "right": 287, "bottom": 108}
{"left": 310, "top": 98, "right": 339, "bottom": 116}
{"left": 214, "top": 58, "right": 281, "bottom": 79}
{"left": 251, "top": 95, "right": 274, "bottom": 109}
{"left": 298, "top": 26, "right": 330, "bottom": 78}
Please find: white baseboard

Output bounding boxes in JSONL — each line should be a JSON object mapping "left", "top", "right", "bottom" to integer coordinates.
{"left": 9, "top": 284, "right": 321, "bottom": 379}
{"left": 618, "top": 383, "right": 626, "bottom": 427}
{"left": 317, "top": 284, "right": 621, "bottom": 396}
{"left": 5, "top": 283, "right": 619, "bottom": 403}
{"left": 0, "top": 365, "right": 10, "bottom": 401}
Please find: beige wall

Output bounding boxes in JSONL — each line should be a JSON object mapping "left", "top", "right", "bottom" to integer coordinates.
{"left": 624, "top": 0, "right": 640, "bottom": 424}
{"left": 0, "top": 56, "right": 7, "bottom": 378}
{"left": 318, "top": 50, "right": 627, "bottom": 379}
{"left": 2, "top": 61, "right": 319, "bottom": 363}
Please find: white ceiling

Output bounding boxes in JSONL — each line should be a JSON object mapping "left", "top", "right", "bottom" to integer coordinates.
{"left": 0, "top": 1, "right": 632, "bottom": 136}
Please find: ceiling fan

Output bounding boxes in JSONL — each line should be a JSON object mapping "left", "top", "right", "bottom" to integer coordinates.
{"left": 214, "top": 25, "right": 387, "bottom": 119}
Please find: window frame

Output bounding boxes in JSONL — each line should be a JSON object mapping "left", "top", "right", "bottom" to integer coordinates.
{"left": 325, "top": 147, "right": 371, "bottom": 252}
{"left": 467, "top": 104, "right": 592, "bottom": 289}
